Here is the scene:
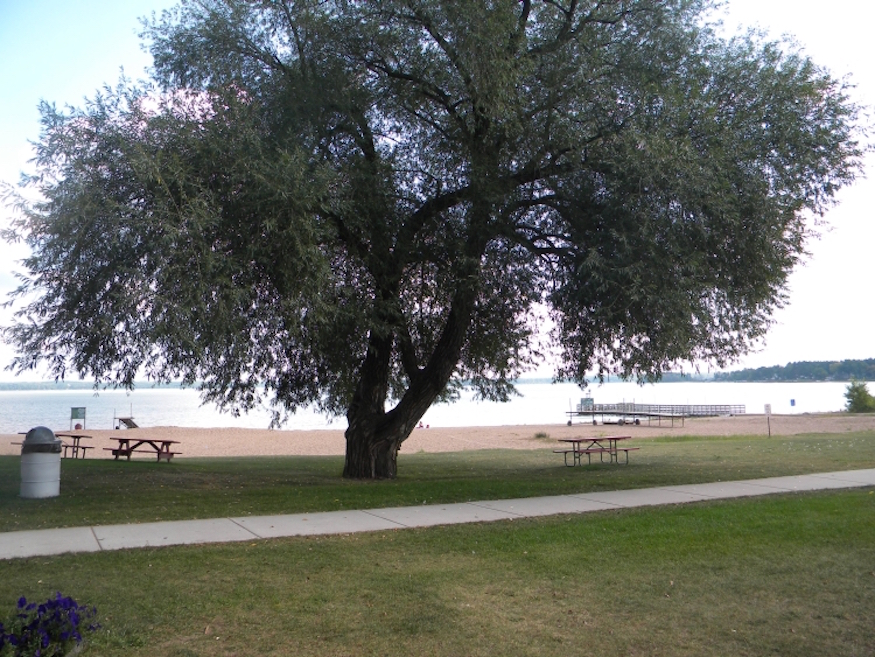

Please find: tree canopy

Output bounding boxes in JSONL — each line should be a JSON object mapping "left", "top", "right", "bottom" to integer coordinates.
{"left": 3, "top": 0, "right": 864, "bottom": 477}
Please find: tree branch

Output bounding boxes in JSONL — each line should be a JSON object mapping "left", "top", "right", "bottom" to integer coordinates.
{"left": 395, "top": 318, "right": 422, "bottom": 381}
{"left": 365, "top": 57, "right": 470, "bottom": 136}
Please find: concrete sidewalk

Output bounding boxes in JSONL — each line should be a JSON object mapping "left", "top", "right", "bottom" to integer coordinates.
{"left": 3, "top": 468, "right": 874, "bottom": 561}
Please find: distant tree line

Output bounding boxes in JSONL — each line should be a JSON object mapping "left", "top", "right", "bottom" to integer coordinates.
{"left": 715, "top": 359, "right": 875, "bottom": 382}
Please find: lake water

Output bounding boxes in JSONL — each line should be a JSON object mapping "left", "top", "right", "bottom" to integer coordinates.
{"left": 0, "top": 380, "right": 866, "bottom": 434}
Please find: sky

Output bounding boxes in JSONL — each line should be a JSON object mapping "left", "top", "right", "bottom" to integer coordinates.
{"left": 0, "top": 0, "right": 872, "bottom": 382}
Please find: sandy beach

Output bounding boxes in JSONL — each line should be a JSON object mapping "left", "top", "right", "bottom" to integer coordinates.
{"left": 2, "top": 413, "right": 874, "bottom": 459}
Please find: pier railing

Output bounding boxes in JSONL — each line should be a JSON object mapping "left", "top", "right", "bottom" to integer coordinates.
{"left": 571, "top": 403, "right": 745, "bottom": 417}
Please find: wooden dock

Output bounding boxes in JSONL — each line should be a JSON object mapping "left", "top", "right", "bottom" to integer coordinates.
{"left": 567, "top": 403, "right": 745, "bottom": 427}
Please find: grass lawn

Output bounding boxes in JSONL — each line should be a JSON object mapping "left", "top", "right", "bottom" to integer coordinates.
{"left": 1, "top": 431, "right": 874, "bottom": 655}
{"left": 2, "top": 431, "right": 875, "bottom": 532}
{"left": 1, "top": 490, "right": 872, "bottom": 656}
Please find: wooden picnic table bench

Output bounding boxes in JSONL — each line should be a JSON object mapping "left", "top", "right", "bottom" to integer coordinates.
{"left": 12, "top": 432, "right": 94, "bottom": 459}
{"left": 554, "top": 436, "right": 639, "bottom": 466}
{"left": 55, "top": 431, "right": 94, "bottom": 459}
{"left": 104, "top": 436, "right": 181, "bottom": 462}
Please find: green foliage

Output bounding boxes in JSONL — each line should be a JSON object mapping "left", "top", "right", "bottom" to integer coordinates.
{"left": 845, "top": 379, "right": 875, "bottom": 413}
{"left": 2, "top": 1, "right": 865, "bottom": 451}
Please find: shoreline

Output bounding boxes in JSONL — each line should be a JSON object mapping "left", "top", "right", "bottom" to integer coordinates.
{"left": 2, "top": 414, "right": 874, "bottom": 459}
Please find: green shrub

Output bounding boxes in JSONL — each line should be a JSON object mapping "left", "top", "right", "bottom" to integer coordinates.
{"left": 844, "top": 379, "right": 875, "bottom": 412}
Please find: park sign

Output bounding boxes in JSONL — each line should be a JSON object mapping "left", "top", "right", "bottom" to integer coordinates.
{"left": 70, "top": 407, "right": 86, "bottom": 430}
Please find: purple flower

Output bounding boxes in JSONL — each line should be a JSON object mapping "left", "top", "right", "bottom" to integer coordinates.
{"left": 1, "top": 592, "right": 99, "bottom": 655}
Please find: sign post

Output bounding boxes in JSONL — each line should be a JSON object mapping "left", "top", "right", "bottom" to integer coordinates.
{"left": 764, "top": 404, "right": 772, "bottom": 438}
{"left": 70, "top": 407, "right": 86, "bottom": 430}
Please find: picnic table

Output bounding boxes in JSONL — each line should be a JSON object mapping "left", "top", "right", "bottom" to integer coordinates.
{"left": 554, "top": 435, "right": 639, "bottom": 466}
{"left": 104, "top": 436, "right": 182, "bottom": 462}
{"left": 12, "top": 431, "right": 94, "bottom": 459}
{"left": 54, "top": 431, "right": 95, "bottom": 459}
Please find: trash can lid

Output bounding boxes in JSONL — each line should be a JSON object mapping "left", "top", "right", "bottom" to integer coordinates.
{"left": 24, "top": 426, "right": 60, "bottom": 445}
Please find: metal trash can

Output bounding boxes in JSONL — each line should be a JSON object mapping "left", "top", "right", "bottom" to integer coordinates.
{"left": 20, "top": 426, "right": 62, "bottom": 499}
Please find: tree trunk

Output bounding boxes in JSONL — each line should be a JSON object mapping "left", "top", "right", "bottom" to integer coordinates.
{"left": 342, "top": 299, "right": 476, "bottom": 479}
{"left": 343, "top": 197, "right": 490, "bottom": 479}
{"left": 343, "top": 411, "right": 411, "bottom": 479}
{"left": 342, "top": 299, "right": 477, "bottom": 478}
{"left": 342, "top": 327, "right": 399, "bottom": 478}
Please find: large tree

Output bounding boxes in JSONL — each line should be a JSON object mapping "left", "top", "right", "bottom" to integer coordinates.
{"left": 3, "top": 0, "right": 863, "bottom": 478}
